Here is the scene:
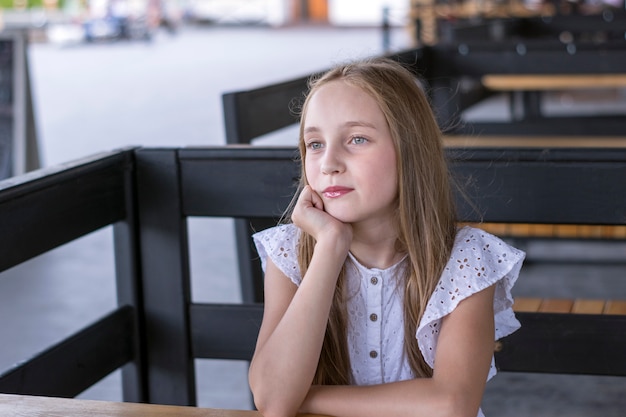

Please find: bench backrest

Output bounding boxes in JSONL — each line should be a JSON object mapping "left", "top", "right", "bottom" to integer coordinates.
{"left": 222, "top": 44, "right": 626, "bottom": 142}
{"left": 1, "top": 146, "right": 625, "bottom": 406}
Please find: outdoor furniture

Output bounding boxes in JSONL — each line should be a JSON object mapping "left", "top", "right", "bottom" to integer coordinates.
{"left": 0, "top": 146, "right": 625, "bottom": 408}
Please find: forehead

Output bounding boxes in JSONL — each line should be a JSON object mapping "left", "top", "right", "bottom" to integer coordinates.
{"left": 304, "top": 80, "right": 386, "bottom": 126}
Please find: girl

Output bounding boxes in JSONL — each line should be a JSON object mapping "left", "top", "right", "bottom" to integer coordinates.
{"left": 248, "top": 57, "right": 524, "bottom": 417}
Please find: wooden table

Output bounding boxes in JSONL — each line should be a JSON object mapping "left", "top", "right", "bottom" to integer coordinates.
{"left": 443, "top": 134, "right": 626, "bottom": 148}
{"left": 481, "top": 74, "right": 626, "bottom": 91}
{"left": 0, "top": 393, "right": 322, "bottom": 417}
{"left": 480, "top": 73, "right": 626, "bottom": 120}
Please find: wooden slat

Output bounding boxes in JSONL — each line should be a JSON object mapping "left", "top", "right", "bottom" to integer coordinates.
{"left": 514, "top": 298, "right": 626, "bottom": 315}
{"left": 553, "top": 224, "right": 582, "bottom": 239}
{"left": 482, "top": 74, "right": 626, "bottom": 91}
{"left": 189, "top": 303, "right": 263, "bottom": 361}
{"left": 513, "top": 298, "right": 542, "bottom": 313}
{"left": 0, "top": 393, "right": 266, "bottom": 417}
{"left": 0, "top": 306, "right": 135, "bottom": 398}
{"left": 135, "top": 149, "right": 196, "bottom": 406}
{"left": 443, "top": 135, "right": 626, "bottom": 148}
{"left": 539, "top": 299, "right": 574, "bottom": 313}
{"left": 571, "top": 299, "right": 606, "bottom": 315}
{"left": 496, "top": 312, "right": 626, "bottom": 375}
{"left": 460, "top": 222, "right": 626, "bottom": 240}
{"left": 527, "top": 223, "right": 555, "bottom": 237}
{"left": 604, "top": 300, "right": 626, "bottom": 315}
{"left": 0, "top": 149, "right": 132, "bottom": 273}
{"left": 222, "top": 74, "right": 312, "bottom": 144}
{"left": 507, "top": 223, "right": 531, "bottom": 237}
{"left": 179, "top": 147, "right": 299, "bottom": 218}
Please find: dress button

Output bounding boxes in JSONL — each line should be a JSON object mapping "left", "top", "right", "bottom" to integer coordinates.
{"left": 369, "top": 350, "right": 378, "bottom": 359}
{"left": 369, "top": 313, "right": 378, "bottom": 322}
{"left": 370, "top": 276, "right": 379, "bottom": 285}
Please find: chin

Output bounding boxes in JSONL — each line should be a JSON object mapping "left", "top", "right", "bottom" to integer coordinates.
{"left": 325, "top": 209, "right": 358, "bottom": 224}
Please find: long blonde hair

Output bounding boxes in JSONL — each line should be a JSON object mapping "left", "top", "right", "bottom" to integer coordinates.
{"left": 287, "top": 57, "right": 457, "bottom": 384}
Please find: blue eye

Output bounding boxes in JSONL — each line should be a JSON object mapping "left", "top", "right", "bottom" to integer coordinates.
{"left": 352, "top": 136, "right": 367, "bottom": 145}
{"left": 308, "top": 141, "right": 323, "bottom": 150}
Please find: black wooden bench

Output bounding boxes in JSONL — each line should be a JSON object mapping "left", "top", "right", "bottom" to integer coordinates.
{"left": 223, "top": 44, "right": 626, "bottom": 140}
{"left": 0, "top": 146, "right": 625, "bottom": 408}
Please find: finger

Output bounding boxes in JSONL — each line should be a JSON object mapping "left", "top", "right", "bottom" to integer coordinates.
{"left": 298, "top": 186, "right": 315, "bottom": 208}
{"left": 308, "top": 187, "right": 324, "bottom": 211}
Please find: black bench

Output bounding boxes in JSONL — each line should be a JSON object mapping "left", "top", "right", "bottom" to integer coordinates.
{"left": 0, "top": 146, "right": 625, "bottom": 408}
{"left": 223, "top": 44, "right": 626, "bottom": 140}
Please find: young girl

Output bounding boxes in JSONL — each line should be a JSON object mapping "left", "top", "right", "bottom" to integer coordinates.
{"left": 248, "top": 57, "right": 524, "bottom": 417}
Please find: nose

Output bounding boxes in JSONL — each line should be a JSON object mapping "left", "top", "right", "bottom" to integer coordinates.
{"left": 320, "top": 145, "right": 345, "bottom": 175}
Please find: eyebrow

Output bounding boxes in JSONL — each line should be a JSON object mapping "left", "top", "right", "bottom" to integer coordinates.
{"left": 303, "top": 121, "right": 377, "bottom": 134}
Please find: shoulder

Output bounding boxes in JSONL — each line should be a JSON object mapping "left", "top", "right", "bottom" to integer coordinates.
{"left": 252, "top": 223, "right": 302, "bottom": 286}
{"left": 432, "top": 226, "right": 525, "bottom": 320}
{"left": 448, "top": 226, "right": 526, "bottom": 280}
{"left": 415, "top": 226, "right": 526, "bottom": 376}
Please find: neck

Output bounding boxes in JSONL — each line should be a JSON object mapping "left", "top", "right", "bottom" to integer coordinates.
{"left": 349, "top": 221, "right": 403, "bottom": 269}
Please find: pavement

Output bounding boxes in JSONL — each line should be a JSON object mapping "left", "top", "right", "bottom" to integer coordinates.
{"left": 0, "top": 23, "right": 625, "bottom": 416}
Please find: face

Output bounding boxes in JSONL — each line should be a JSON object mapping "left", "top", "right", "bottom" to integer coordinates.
{"left": 302, "top": 80, "right": 398, "bottom": 228}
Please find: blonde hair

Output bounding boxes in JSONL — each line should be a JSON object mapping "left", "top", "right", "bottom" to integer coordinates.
{"left": 287, "top": 57, "right": 457, "bottom": 384}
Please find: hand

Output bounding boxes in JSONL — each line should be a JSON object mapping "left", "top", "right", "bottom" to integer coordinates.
{"left": 291, "top": 185, "right": 352, "bottom": 250}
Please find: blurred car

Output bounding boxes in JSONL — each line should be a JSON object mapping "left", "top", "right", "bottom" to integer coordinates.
{"left": 83, "top": 16, "right": 124, "bottom": 41}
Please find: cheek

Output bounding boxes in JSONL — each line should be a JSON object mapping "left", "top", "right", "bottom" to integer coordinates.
{"left": 304, "top": 160, "right": 318, "bottom": 184}
{"left": 374, "top": 154, "right": 398, "bottom": 187}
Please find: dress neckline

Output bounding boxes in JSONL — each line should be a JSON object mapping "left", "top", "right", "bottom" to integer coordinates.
{"left": 347, "top": 251, "right": 408, "bottom": 273}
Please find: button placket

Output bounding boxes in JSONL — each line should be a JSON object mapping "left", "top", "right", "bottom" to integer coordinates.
{"left": 366, "top": 274, "right": 383, "bottom": 382}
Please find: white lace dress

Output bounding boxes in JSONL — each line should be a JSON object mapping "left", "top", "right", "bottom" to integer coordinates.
{"left": 253, "top": 224, "right": 525, "bottom": 417}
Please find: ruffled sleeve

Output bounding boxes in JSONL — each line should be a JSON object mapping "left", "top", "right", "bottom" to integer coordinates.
{"left": 252, "top": 223, "right": 302, "bottom": 286}
{"left": 416, "top": 226, "right": 525, "bottom": 380}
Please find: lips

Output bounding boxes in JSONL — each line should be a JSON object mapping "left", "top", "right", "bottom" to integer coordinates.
{"left": 322, "top": 186, "right": 353, "bottom": 198}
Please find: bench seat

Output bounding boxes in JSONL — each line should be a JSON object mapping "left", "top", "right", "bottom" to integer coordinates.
{"left": 514, "top": 298, "right": 626, "bottom": 315}
{"left": 481, "top": 74, "right": 626, "bottom": 91}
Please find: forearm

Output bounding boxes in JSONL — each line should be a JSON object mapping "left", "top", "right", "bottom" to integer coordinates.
{"left": 301, "top": 378, "right": 479, "bottom": 417}
{"left": 249, "top": 238, "right": 349, "bottom": 417}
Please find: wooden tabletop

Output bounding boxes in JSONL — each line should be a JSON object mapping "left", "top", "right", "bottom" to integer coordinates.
{"left": 443, "top": 135, "right": 626, "bottom": 148}
{"left": 0, "top": 394, "right": 322, "bottom": 417}
{"left": 482, "top": 74, "right": 626, "bottom": 90}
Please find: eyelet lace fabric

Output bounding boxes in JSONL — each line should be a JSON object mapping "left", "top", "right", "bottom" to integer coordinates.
{"left": 417, "top": 227, "right": 525, "bottom": 381}
{"left": 253, "top": 224, "right": 525, "bottom": 416}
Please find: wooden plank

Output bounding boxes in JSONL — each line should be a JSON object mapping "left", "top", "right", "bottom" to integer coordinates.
{"left": 189, "top": 303, "right": 263, "bottom": 361}
{"left": 0, "top": 149, "right": 131, "bottom": 273}
{"left": 112, "top": 154, "right": 148, "bottom": 403}
{"left": 553, "top": 224, "right": 581, "bottom": 239}
{"left": 452, "top": 117, "right": 626, "bottom": 137}
{"left": 513, "top": 298, "right": 542, "bottom": 313}
{"left": 461, "top": 222, "right": 626, "bottom": 239}
{"left": 539, "top": 299, "right": 574, "bottom": 313}
{"left": 134, "top": 149, "right": 196, "bottom": 406}
{"left": 507, "top": 223, "right": 530, "bottom": 237}
{"left": 604, "top": 300, "right": 626, "bottom": 315}
{"left": 515, "top": 298, "right": 626, "bottom": 315}
{"left": 0, "top": 393, "right": 266, "bottom": 417}
{"left": 482, "top": 74, "right": 626, "bottom": 91}
{"left": 222, "top": 74, "right": 312, "bottom": 144}
{"left": 0, "top": 306, "right": 134, "bottom": 398}
{"left": 179, "top": 147, "right": 299, "bottom": 218}
{"left": 571, "top": 299, "right": 606, "bottom": 315}
{"left": 442, "top": 135, "right": 626, "bottom": 148}
{"left": 451, "top": 148, "right": 626, "bottom": 225}
{"left": 611, "top": 225, "right": 626, "bottom": 239}
{"left": 496, "top": 312, "right": 626, "bottom": 375}
{"left": 527, "top": 223, "right": 554, "bottom": 237}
